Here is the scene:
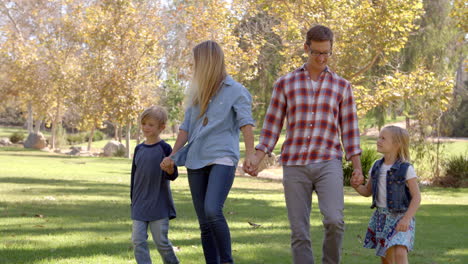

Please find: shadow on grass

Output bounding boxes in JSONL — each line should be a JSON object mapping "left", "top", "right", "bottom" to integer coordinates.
{"left": 1, "top": 171, "right": 467, "bottom": 263}
{"left": 0, "top": 177, "right": 128, "bottom": 198}
{"left": 0, "top": 242, "right": 134, "bottom": 264}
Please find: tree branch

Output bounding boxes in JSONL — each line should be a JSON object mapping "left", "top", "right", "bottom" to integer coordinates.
{"left": 350, "top": 51, "right": 382, "bottom": 80}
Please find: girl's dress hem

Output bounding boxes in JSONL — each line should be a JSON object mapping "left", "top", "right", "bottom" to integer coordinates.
{"left": 363, "top": 207, "right": 415, "bottom": 257}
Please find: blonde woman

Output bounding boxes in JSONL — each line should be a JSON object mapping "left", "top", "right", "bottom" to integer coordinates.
{"left": 161, "top": 40, "right": 255, "bottom": 264}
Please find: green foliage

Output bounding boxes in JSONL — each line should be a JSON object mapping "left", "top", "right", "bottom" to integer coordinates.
{"left": 159, "top": 70, "right": 185, "bottom": 129}
{"left": 434, "top": 154, "right": 468, "bottom": 188}
{"left": 343, "top": 148, "right": 380, "bottom": 186}
{"left": 67, "top": 133, "right": 87, "bottom": 145}
{"left": 55, "top": 125, "right": 68, "bottom": 148}
{"left": 113, "top": 147, "right": 126, "bottom": 158}
{"left": 66, "top": 130, "right": 105, "bottom": 145}
{"left": 85, "top": 130, "right": 105, "bottom": 142}
{"left": 9, "top": 131, "right": 25, "bottom": 143}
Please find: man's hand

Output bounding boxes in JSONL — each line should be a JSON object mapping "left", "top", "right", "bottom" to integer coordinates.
{"left": 350, "top": 168, "right": 364, "bottom": 188}
{"left": 244, "top": 153, "right": 260, "bottom": 177}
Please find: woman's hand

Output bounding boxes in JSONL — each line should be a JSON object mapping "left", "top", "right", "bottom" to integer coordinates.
{"left": 160, "top": 157, "right": 175, "bottom": 173}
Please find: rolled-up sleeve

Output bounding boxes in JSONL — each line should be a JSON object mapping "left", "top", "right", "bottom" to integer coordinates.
{"left": 256, "top": 78, "right": 287, "bottom": 154}
{"left": 233, "top": 86, "right": 255, "bottom": 128}
{"left": 339, "top": 83, "right": 361, "bottom": 160}
{"left": 179, "top": 108, "right": 191, "bottom": 132}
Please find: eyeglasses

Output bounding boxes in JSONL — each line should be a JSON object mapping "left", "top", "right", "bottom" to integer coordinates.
{"left": 310, "top": 50, "right": 333, "bottom": 57}
{"left": 309, "top": 45, "right": 332, "bottom": 57}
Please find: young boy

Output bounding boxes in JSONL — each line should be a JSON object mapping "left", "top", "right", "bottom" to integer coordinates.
{"left": 130, "top": 106, "right": 179, "bottom": 264}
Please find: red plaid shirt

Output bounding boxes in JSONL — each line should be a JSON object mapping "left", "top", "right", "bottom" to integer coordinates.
{"left": 256, "top": 65, "right": 361, "bottom": 165}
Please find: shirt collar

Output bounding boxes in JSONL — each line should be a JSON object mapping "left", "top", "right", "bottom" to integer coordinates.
{"left": 222, "top": 75, "right": 235, "bottom": 86}
{"left": 299, "top": 63, "right": 330, "bottom": 73}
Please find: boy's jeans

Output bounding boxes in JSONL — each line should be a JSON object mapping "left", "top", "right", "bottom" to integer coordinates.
{"left": 132, "top": 218, "right": 179, "bottom": 264}
{"left": 187, "top": 164, "right": 236, "bottom": 264}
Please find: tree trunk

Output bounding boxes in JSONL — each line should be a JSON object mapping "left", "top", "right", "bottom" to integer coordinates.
{"left": 51, "top": 120, "right": 56, "bottom": 149}
{"left": 34, "top": 119, "right": 41, "bottom": 133}
{"left": 51, "top": 101, "right": 61, "bottom": 149}
{"left": 114, "top": 122, "right": 118, "bottom": 140}
{"left": 405, "top": 116, "right": 410, "bottom": 130}
{"left": 27, "top": 102, "right": 33, "bottom": 133}
{"left": 125, "top": 120, "right": 131, "bottom": 158}
{"left": 88, "top": 126, "right": 95, "bottom": 152}
{"left": 118, "top": 125, "right": 123, "bottom": 142}
{"left": 136, "top": 120, "right": 141, "bottom": 145}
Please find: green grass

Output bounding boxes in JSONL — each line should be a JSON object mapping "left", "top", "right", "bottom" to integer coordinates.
{"left": 1, "top": 148, "right": 467, "bottom": 263}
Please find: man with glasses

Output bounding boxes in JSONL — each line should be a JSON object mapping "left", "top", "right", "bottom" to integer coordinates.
{"left": 245, "top": 25, "right": 363, "bottom": 263}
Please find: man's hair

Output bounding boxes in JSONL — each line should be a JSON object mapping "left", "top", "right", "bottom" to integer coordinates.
{"left": 305, "top": 25, "right": 334, "bottom": 47}
{"left": 140, "top": 106, "right": 168, "bottom": 126}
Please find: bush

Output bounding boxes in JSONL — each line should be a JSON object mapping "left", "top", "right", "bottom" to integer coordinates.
{"left": 85, "top": 130, "right": 105, "bottom": 142}
{"left": 67, "top": 133, "right": 86, "bottom": 145}
{"left": 434, "top": 154, "right": 468, "bottom": 188}
{"left": 9, "top": 132, "right": 25, "bottom": 143}
{"left": 343, "top": 148, "right": 380, "bottom": 186}
{"left": 55, "top": 125, "right": 68, "bottom": 147}
{"left": 114, "top": 147, "right": 126, "bottom": 157}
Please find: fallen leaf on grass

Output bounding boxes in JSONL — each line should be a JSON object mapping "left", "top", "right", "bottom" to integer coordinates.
{"left": 35, "top": 214, "right": 44, "bottom": 218}
{"left": 248, "top": 221, "right": 261, "bottom": 228}
{"left": 173, "top": 246, "right": 180, "bottom": 252}
{"left": 34, "top": 225, "right": 45, "bottom": 228}
{"left": 357, "top": 234, "right": 362, "bottom": 244}
{"left": 228, "top": 211, "right": 236, "bottom": 215}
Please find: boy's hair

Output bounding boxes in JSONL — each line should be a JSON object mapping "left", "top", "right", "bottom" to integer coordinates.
{"left": 383, "top": 125, "right": 411, "bottom": 162}
{"left": 305, "top": 25, "right": 334, "bottom": 48}
{"left": 140, "top": 106, "right": 168, "bottom": 126}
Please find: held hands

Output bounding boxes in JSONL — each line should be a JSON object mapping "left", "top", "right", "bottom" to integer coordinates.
{"left": 243, "top": 152, "right": 262, "bottom": 177}
{"left": 160, "top": 157, "right": 175, "bottom": 174}
{"left": 350, "top": 168, "right": 364, "bottom": 188}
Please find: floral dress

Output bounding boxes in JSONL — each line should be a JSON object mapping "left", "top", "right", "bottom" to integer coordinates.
{"left": 363, "top": 207, "right": 415, "bottom": 257}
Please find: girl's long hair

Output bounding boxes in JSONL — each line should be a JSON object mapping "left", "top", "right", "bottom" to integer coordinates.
{"left": 384, "top": 125, "right": 411, "bottom": 162}
{"left": 189, "top": 40, "right": 227, "bottom": 117}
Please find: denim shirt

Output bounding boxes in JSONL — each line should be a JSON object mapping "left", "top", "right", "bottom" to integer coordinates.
{"left": 370, "top": 158, "right": 412, "bottom": 213}
{"left": 172, "top": 75, "right": 254, "bottom": 170}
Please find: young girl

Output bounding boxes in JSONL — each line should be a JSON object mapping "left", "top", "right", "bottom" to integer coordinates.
{"left": 351, "top": 125, "right": 421, "bottom": 264}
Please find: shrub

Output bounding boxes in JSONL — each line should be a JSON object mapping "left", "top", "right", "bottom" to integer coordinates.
{"left": 434, "top": 154, "right": 468, "bottom": 188}
{"left": 85, "top": 130, "right": 105, "bottom": 142}
{"left": 114, "top": 147, "right": 126, "bottom": 157}
{"left": 55, "top": 126, "right": 68, "bottom": 147}
{"left": 67, "top": 133, "right": 86, "bottom": 145}
{"left": 343, "top": 148, "right": 380, "bottom": 186}
{"left": 9, "top": 132, "right": 25, "bottom": 143}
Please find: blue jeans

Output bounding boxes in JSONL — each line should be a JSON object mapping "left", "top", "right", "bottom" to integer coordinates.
{"left": 188, "top": 164, "right": 236, "bottom": 264}
{"left": 132, "top": 218, "right": 179, "bottom": 264}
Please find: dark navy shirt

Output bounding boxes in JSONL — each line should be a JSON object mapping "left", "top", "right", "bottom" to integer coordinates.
{"left": 130, "top": 140, "right": 178, "bottom": 221}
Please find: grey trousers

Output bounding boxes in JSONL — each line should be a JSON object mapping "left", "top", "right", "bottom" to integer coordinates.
{"left": 282, "top": 159, "right": 344, "bottom": 264}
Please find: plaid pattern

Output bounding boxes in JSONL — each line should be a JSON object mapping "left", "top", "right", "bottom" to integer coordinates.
{"left": 256, "top": 64, "right": 361, "bottom": 165}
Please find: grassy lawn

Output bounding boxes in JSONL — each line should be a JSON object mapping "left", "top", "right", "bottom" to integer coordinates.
{"left": 1, "top": 148, "right": 467, "bottom": 264}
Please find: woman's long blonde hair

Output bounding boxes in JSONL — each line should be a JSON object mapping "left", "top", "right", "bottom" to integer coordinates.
{"left": 383, "top": 125, "right": 411, "bottom": 162}
{"left": 189, "top": 40, "right": 227, "bottom": 117}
